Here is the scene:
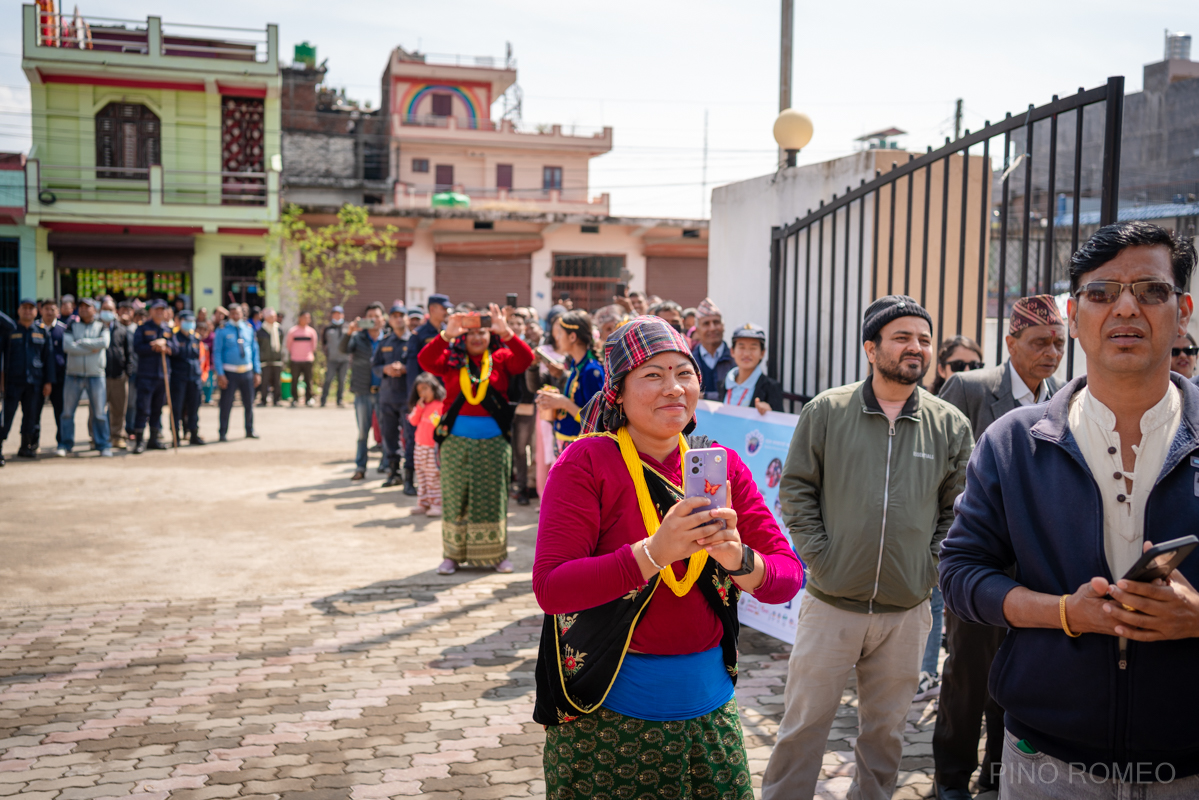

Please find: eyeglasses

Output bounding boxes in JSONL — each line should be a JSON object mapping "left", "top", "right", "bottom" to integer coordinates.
{"left": 946, "top": 359, "right": 984, "bottom": 372}
{"left": 1074, "top": 280, "right": 1181, "bottom": 305}
{"left": 1173, "top": 346, "right": 1199, "bottom": 357}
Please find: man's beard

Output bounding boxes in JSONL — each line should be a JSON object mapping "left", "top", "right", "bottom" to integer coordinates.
{"left": 874, "top": 351, "right": 928, "bottom": 385}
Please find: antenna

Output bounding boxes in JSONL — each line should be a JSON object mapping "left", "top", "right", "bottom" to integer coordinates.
{"left": 501, "top": 41, "right": 523, "bottom": 127}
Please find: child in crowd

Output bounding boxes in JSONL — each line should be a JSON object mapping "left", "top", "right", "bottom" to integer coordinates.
{"left": 407, "top": 372, "right": 446, "bottom": 517}
{"left": 197, "top": 321, "right": 215, "bottom": 404}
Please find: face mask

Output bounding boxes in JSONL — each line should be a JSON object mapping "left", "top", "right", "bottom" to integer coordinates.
{"left": 181, "top": 321, "right": 196, "bottom": 332}
{"left": 99, "top": 310, "right": 116, "bottom": 322}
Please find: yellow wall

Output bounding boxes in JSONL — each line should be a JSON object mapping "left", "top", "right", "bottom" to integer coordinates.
{"left": 193, "top": 233, "right": 268, "bottom": 310}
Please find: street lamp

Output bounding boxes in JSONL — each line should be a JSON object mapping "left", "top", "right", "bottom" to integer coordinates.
{"left": 774, "top": 109, "right": 813, "bottom": 167}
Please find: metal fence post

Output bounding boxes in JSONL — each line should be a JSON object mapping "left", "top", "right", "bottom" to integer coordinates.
{"left": 1100, "top": 76, "right": 1124, "bottom": 226}
{"left": 768, "top": 227, "right": 782, "bottom": 379}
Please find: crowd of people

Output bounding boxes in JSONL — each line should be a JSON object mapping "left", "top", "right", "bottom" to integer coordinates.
{"left": 5, "top": 221, "right": 1199, "bottom": 798}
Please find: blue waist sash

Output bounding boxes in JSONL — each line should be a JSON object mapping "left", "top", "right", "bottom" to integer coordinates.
{"left": 602, "top": 645, "right": 734, "bottom": 722}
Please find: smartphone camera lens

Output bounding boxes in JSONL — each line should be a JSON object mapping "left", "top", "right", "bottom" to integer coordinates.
{"left": 691, "top": 456, "right": 700, "bottom": 464}
{"left": 691, "top": 467, "right": 700, "bottom": 474}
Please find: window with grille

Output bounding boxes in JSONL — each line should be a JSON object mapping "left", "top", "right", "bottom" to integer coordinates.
{"left": 221, "top": 97, "right": 266, "bottom": 205}
{"left": 412, "top": 158, "right": 429, "bottom": 173}
{"left": 543, "top": 166, "right": 563, "bottom": 192}
{"left": 552, "top": 253, "right": 624, "bottom": 312}
{"left": 95, "top": 103, "right": 160, "bottom": 179}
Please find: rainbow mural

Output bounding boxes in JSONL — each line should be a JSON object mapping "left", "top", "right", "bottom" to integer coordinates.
{"left": 398, "top": 84, "right": 484, "bottom": 122}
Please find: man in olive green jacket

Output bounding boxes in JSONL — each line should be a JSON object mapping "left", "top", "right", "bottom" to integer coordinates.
{"left": 763, "top": 296, "right": 974, "bottom": 800}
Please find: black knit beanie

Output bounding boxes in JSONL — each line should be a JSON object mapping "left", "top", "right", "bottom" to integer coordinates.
{"left": 861, "top": 295, "right": 933, "bottom": 343}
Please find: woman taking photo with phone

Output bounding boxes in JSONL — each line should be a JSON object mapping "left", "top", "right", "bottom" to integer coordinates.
{"left": 533, "top": 315, "right": 804, "bottom": 799}
{"left": 418, "top": 302, "right": 534, "bottom": 575}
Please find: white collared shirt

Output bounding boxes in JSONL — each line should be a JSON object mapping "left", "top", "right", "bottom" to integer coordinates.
{"left": 1067, "top": 384, "right": 1181, "bottom": 579}
{"left": 1009, "top": 361, "right": 1050, "bottom": 406}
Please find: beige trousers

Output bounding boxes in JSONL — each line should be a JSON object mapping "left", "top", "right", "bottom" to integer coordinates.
{"left": 762, "top": 593, "right": 932, "bottom": 800}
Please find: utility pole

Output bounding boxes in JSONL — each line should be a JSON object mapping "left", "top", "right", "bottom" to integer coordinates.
{"left": 701, "top": 109, "right": 709, "bottom": 218}
{"left": 954, "top": 98, "right": 963, "bottom": 141}
{"left": 779, "top": 0, "right": 793, "bottom": 166}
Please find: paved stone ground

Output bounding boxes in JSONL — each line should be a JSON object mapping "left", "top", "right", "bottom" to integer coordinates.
{"left": 1, "top": 403, "right": 954, "bottom": 799}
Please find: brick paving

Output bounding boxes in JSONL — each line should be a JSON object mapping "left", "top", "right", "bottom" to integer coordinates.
{"left": 0, "top": 574, "right": 945, "bottom": 800}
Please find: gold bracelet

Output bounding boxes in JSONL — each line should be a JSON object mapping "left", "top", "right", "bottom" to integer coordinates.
{"left": 439, "top": 330, "right": 451, "bottom": 342}
{"left": 1060, "top": 594, "right": 1081, "bottom": 638}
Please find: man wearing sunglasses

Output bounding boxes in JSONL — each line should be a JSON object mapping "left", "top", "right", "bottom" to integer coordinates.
{"left": 1171, "top": 332, "right": 1197, "bottom": 378}
{"left": 942, "top": 221, "right": 1199, "bottom": 797}
{"left": 932, "top": 294, "right": 1065, "bottom": 800}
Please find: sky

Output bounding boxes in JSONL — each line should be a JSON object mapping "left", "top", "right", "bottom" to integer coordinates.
{"left": 1, "top": 0, "right": 1196, "bottom": 219}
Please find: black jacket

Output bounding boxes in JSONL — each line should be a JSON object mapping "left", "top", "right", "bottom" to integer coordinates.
{"left": 340, "top": 328, "right": 381, "bottom": 397}
{"left": 752, "top": 373, "right": 784, "bottom": 411}
{"left": 105, "top": 321, "right": 133, "bottom": 379}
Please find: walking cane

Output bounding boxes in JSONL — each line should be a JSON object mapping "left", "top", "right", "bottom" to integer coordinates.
{"left": 161, "top": 350, "right": 179, "bottom": 451}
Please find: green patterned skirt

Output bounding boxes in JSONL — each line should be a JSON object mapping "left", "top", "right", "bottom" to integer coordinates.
{"left": 439, "top": 434, "right": 512, "bottom": 566}
{"left": 543, "top": 699, "right": 753, "bottom": 800}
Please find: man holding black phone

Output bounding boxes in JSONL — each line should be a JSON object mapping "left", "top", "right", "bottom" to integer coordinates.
{"left": 402, "top": 294, "right": 450, "bottom": 495}
{"left": 941, "top": 222, "right": 1199, "bottom": 796}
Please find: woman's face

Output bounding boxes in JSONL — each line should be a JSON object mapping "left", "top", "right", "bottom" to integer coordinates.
{"left": 937, "top": 345, "right": 981, "bottom": 381}
{"left": 551, "top": 320, "right": 575, "bottom": 353}
{"left": 618, "top": 352, "right": 700, "bottom": 438}
{"left": 465, "top": 329, "right": 490, "bottom": 356}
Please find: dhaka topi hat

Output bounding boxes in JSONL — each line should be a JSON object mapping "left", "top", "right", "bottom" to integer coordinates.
{"left": 731, "top": 323, "right": 767, "bottom": 344}
{"left": 1009, "top": 294, "right": 1064, "bottom": 335}
{"left": 696, "top": 297, "right": 722, "bottom": 320}
{"left": 579, "top": 315, "right": 699, "bottom": 435}
{"left": 862, "top": 295, "right": 932, "bottom": 343}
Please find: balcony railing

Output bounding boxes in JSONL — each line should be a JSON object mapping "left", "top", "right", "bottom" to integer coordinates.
{"left": 399, "top": 114, "right": 502, "bottom": 132}
{"left": 397, "top": 52, "right": 510, "bottom": 69}
{"left": 34, "top": 164, "right": 270, "bottom": 207}
{"left": 31, "top": 9, "right": 272, "bottom": 63}
{"left": 395, "top": 184, "right": 609, "bottom": 213}
{"left": 396, "top": 115, "right": 611, "bottom": 142}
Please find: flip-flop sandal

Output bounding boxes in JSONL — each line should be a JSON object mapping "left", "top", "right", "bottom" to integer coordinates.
{"left": 437, "top": 559, "right": 458, "bottom": 575}
{"left": 494, "top": 560, "right": 514, "bottom": 573}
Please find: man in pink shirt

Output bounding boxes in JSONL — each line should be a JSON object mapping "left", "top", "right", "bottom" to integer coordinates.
{"left": 285, "top": 311, "right": 318, "bottom": 407}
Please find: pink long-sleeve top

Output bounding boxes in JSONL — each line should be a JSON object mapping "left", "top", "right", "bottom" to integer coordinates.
{"left": 534, "top": 436, "right": 804, "bottom": 655}
{"left": 284, "top": 324, "right": 318, "bottom": 363}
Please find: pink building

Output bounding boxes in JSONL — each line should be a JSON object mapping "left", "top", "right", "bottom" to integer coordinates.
{"left": 284, "top": 46, "right": 709, "bottom": 316}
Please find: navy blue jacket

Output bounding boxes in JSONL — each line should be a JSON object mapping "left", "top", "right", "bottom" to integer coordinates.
{"left": 0, "top": 311, "right": 13, "bottom": 375}
{"left": 940, "top": 374, "right": 1199, "bottom": 777}
{"left": 36, "top": 318, "right": 66, "bottom": 383}
{"left": 692, "top": 341, "right": 735, "bottom": 401}
{"left": 405, "top": 320, "right": 440, "bottom": 395}
{"left": 134, "top": 321, "right": 178, "bottom": 381}
{"left": 371, "top": 329, "right": 409, "bottom": 403}
{"left": 4, "top": 321, "right": 56, "bottom": 386}
{"left": 170, "top": 329, "right": 203, "bottom": 383}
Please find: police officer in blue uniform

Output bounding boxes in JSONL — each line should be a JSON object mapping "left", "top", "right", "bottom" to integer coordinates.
{"left": 2, "top": 299, "right": 56, "bottom": 464}
{"left": 35, "top": 298, "right": 67, "bottom": 449}
{"left": 402, "top": 293, "right": 450, "bottom": 495}
{"left": 131, "top": 299, "right": 178, "bottom": 454}
{"left": 170, "top": 309, "right": 206, "bottom": 446}
{"left": 372, "top": 303, "right": 410, "bottom": 487}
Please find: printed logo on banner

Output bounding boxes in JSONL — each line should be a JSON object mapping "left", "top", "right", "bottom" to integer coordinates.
{"left": 745, "top": 430, "right": 764, "bottom": 455}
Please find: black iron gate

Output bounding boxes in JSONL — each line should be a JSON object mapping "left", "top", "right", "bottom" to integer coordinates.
{"left": 768, "top": 77, "right": 1125, "bottom": 410}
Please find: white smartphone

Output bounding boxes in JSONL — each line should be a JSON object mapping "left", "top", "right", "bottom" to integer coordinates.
{"left": 682, "top": 447, "right": 728, "bottom": 527}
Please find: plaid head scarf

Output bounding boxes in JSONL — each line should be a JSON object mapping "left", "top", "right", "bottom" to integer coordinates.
{"left": 579, "top": 315, "right": 700, "bottom": 435}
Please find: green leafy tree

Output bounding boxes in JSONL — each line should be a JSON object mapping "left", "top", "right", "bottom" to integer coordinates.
{"left": 266, "top": 203, "right": 400, "bottom": 395}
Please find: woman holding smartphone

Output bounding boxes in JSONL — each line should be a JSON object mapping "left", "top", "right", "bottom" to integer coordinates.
{"left": 418, "top": 303, "right": 534, "bottom": 575}
{"left": 532, "top": 315, "right": 804, "bottom": 798}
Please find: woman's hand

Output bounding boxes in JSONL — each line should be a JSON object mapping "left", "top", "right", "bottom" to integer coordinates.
{"left": 536, "top": 390, "right": 568, "bottom": 411}
{"left": 633, "top": 497, "right": 717, "bottom": 580}
{"left": 488, "top": 303, "right": 513, "bottom": 341}
{"left": 696, "top": 507, "right": 742, "bottom": 570}
{"left": 444, "top": 313, "right": 466, "bottom": 339}
{"left": 754, "top": 398, "right": 772, "bottom": 416}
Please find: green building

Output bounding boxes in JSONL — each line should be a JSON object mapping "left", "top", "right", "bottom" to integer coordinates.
{"left": 19, "top": 4, "right": 281, "bottom": 309}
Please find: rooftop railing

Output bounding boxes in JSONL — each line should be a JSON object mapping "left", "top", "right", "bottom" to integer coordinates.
{"left": 32, "top": 9, "right": 272, "bottom": 63}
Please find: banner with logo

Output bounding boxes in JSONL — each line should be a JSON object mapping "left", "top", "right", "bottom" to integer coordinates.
{"left": 692, "top": 400, "right": 803, "bottom": 644}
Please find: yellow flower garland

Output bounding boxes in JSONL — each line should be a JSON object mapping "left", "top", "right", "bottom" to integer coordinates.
{"left": 614, "top": 426, "right": 708, "bottom": 597}
{"left": 459, "top": 350, "right": 492, "bottom": 405}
